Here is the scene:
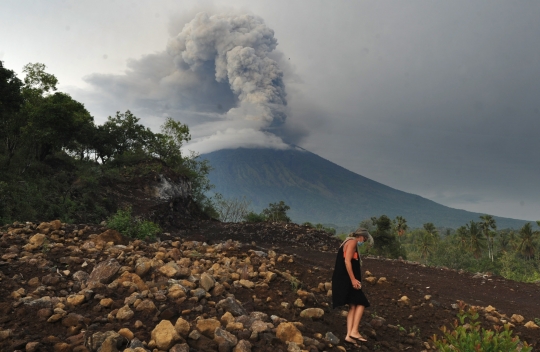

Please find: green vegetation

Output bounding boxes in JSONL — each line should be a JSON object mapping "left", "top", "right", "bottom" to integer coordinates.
{"left": 106, "top": 206, "right": 161, "bottom": 240}
{"left": 432, "top": 302, "right": 531, "bottom": 352}
{"left": 0, "top": 61, "right": 214, "bottom": 224}
{"left": 243, "top": 200, "right": 291, "bottom": 223}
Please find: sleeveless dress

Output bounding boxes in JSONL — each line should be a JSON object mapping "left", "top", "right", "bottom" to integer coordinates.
{"left": 331, "top": 239, "right": 370, "bottom": 308}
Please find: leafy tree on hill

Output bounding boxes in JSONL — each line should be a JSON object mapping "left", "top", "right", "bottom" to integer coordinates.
{"left": 466, "top": 220, "right": 485, "bottom": 258}
{"left": 517, "top": 222, "right": 539, "bottom": 260}
{"left": 262, "top": 201, "right": 291, "bottom": 223}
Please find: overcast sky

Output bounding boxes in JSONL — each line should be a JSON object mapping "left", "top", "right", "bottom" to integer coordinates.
{"left": 2, "top": 0, "right": 540, "bottom": 221}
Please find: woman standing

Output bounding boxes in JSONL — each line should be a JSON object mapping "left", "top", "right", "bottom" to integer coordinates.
{"left": 332, "top": 228, "right": 373, "bottom": 346}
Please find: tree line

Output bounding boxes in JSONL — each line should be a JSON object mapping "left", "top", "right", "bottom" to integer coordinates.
{"left": 0, "top": 61, "right": 212, "bottom": 223}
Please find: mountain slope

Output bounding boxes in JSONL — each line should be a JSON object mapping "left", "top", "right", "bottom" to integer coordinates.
{"left": 202, "top": 147, "right": 527, "bottom": 229}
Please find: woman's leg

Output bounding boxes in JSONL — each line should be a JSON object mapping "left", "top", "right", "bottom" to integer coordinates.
{"left": 346, "top": 304, "right": 365, "bottom": 340}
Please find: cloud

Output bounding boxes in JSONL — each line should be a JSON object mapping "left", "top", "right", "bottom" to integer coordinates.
{"left": 78, "top": 11, "right": 297, "bottom": 153}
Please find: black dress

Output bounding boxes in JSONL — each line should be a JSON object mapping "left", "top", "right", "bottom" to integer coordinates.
{"left": 331, "top": 239, "right": 370, "bottom": 308}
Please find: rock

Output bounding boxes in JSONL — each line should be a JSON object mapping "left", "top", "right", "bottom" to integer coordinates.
{"left": 214, "top": 327, "right": 238, "bottom": 349}
{"left": 175, "top": 317, "right": 191, "bottom": 338}
{"left": 200, "top": 273, "right": 215, "bottom": 291}
{"left": 151, "top": 320, "right": 181, "bottom": 350}
{"left": 134, "top": 258, "right": 152, "bottom": 277}
{"left": 116, "top": 306, "right": 134, "bottom": 320}
{"left": 118, "top": 328, "right": 134, "bottom": 340}
{"left": 29, "top": 233, "right": 47, "bottom": 246}
{"left": 87, "top": 259, "right": 121, "bottom": 288}
{"left": 485, "top": 305, "right": 496, "bottom": 313}
{"left": 0, "top": 329, "right": 12, "bottom": 341}
{"left": 233, "top": 339, "right": 252, "bottom": 352}
{"left": 251, "top": 320, "right": 269, "bottom": 334}
{"left": 42, "top": 274, "right": 61, "bottom": 286}
{"left": 364, "top": 276, "right": 377, "bottom": 284}
{"left": 276, "top": 322, "right": 303, "bottom": 344}
{"left": 90, "top": 331, "right": 120, "bottom": 352}
{"left": 216, "top": 297, "right": 248, "bottom": 317}
{"left": 300, "top": 308, "right": 324, "bottom": 319}
{"left": 67, "top": 294, "right": 86, "bottom": 306}
{"left": 511, "top": 314, "right": 524, "bottom": 324}
{"left": 524, "top": 321, "right": 539, "bottom": 329}
{"left": 73, "top": 271, "right": 89, "bottom": 282}
{"left": 324, "top": 331, "right": 339, "bottom": 344}
{"left": 196, "top": 318, "right": 221, "bottom": 338}
{"left": 100, "top": 298, "right": 114, "bottom": 307}
{"left": 99, "top": 335, "right": 120, "bottom": 352}
{"left": 62, "top": 313, "right": 84, "bottom": 327}
{"left": 135, "top": 299, "right": 156, "bottom": 313}
{"left": 159, "top": 263, "right": 180, "bottom": 278}
{"left": 169, "top": 343, "right": 190, "bottom": 352}
{"left": 370, "top": 317, "right": 386, "bottom": 329}
{"left": 25, "top": 341, "right": 41, "bottom": 352}
{"left": 398, "top": 296, "right": 410, "bottom": 306}
{"left": 115, "top": 272, "right": 148, "bottom": 292}
{"left": 377, "top": 277, "right": 387, "bottom": 284}
{"left": 53, "top": 342, "right": 71, "bottom": 352}
{"left": 96, "top": 229, "right": 123, "bottom": 244}
{"left": 424, "top": 295, "right": 431, "bottom": 301}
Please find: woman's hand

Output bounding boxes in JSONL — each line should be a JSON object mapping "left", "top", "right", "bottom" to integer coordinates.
{"left": 352, "top": 279, "right": 362, "bottom": 289}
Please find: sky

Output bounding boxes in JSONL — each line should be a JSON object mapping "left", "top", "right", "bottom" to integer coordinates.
{"left": 2, "top": 0, "right": 540, "bottom": 221}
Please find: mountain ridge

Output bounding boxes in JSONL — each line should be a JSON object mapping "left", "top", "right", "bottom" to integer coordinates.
{"left": 202, "top": 147, "right": 528, "bottom": 229}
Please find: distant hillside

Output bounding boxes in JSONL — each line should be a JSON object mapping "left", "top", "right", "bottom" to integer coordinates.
{"left": 202, "top": 147, "right": 528, "bottom": 229}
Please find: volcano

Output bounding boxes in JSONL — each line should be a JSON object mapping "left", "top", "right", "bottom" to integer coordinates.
{"left": 202, "top": 147, "right": 527, "bottom": 229}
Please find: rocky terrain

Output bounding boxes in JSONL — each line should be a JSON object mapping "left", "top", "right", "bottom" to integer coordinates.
{"left": 1, "top": 220, "right": 539, "bottom": 352}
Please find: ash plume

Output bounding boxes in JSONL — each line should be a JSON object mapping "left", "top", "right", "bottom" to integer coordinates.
{"left": 80, "top": 12, "right": 291, "bottom": 153}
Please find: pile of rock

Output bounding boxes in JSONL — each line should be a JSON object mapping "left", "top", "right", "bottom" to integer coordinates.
{"left": 0, "top": 221, "right": 340, "bottom": 352}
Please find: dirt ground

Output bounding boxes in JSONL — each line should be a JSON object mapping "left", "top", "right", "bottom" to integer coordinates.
{"left": 1, "top": 220, "right": 539, "bottom": 351}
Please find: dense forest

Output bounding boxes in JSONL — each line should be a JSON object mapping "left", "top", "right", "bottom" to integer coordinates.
{"left": 0, "top": 61, "right": 213, "bottom": 224}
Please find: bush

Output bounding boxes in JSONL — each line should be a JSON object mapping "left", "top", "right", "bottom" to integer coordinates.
{"left": 432, "top": 301, "right": 532, "bottom": 352}
{"left": 243, "top": 212, "right": 266, "bottom": 223}
{"left": 107, "top": 206, "right": 160, "bottom": 240}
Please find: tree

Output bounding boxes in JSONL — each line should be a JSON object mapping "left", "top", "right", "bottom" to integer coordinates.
{"left": 423, "top": 222, "right": 439, "bottom": 238}
{"left": 371, "top": 215, "right": 406, "bottom": 259}
{"left": 214, "top": 194, "right": 251, "bottom": 223}
{"left": 262, "top": 201, "right": 291, "bottom": 223}
{"left": 455, "top": 225, "right": 470, "bottom": 251}
{"left": 0, "top": 61, "right": 24, "bottom": 165}
{"left": 393, "top": 216, "right": 408, "bottom": 239}
{"left": 480, "top": 214, "right": 497, "bottom": 261}
{"left": 517, "top": 223, "right": 539, "bottom": 260}
{"left": 416, "top": 231, "right": 435, "bottom": 259}
{"left": 466, "top": 221, "right": 485, "bottom": 259}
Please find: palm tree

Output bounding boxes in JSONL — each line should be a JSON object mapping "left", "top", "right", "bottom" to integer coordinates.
{"left": 479, "top": 215, "right": 497, "bottom": 261}
{"left": 467, "top": 221, "right": 485, "bottom": 259}
{"left": 416, "top": 231, "right": 435, "bottom": 260}
{"left": 517, "top": 223, "right": 539, "bottom": 260}
{"left": 394, "top": 216, "right": 408, "bottom": 237}
{"left": 455, "top": 225, "right": 470, "bottom": 251}
{"left": 423, "top": 223, "right": 439, "bottom": 239}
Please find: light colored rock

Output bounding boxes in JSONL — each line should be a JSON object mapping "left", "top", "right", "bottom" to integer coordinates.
{"left": 134, "top": 258, "right": 152, "bottom": 277}
{"left": 118, "top": 328, "right": 134, "bottom": 340}
{"left": 239, "top": 279, "right": 255, "bottom": 289}
{"left": 511, "top": 314, "right": 524, "bottom": 324}
{"left": 174, "top": 317, "right": 191, "bottom": 338}
{"left": 294, "top": 299, "right": 304, "bottom": 308}
{"left": 276, "top": 322, "right": 303, "bottom": 344}
{"left": 233, "top": 339, "right": 252, "bottom": 352}
{"left": 200, "top": 273, "right": 215, "bottom": 291}
{"left": 377, "top": 277, "right": 387, "bottom": 284}
{"left": 151, "top": 320, "right": 181, "bottom": 350}
{"left": 524, "top": 321, "right": 539, "bottom": 329}
{"left": 299, "top": 308, "right": 324, "bottom": 319}
{"left": 0, "top": 329, "right": 12, "bottom": 341}
{"left": 159, "top": 263, "right": 180, "bottom": 278}
{"left": 364, "top": 276, "right": 377, "bottom": 284}
{"left": 196, "top": 318, "right": 221, "bottom": 338}
{"left": 169, "top": 343, "right": 190, "bottom": 352}
{"left": 216, "top": 297, "right": 248, "bottom": 316}
{"left": 399, "top": 296, "right": 410, "bottom": 306}
{"left": 116, "top": 306, "right": 134, "bottom": 320}
{"left": 87, "top": 258, "right": 121, "bottom": 288}
{"left": 135, "top": 299, "right": 156, "bottom": 313}
{"left": 424, "top": 295, "right": 432, "bottom": 301}
{"left": 251, "top": 320, "right": 269, "bottom": 334}
{"left": 25, "top": 341, "right": 40, "bottom": 352}
{"left": 66, "top": 294, "right": 85, "bottom": 306}
{"left": 29, "top": 233, "right": 47, "bottom": 246}
{"left": 100, "top": 298, "right": 114, "bottom": 307}
{"left": 485, "top": 305, "right": 496, "bottom": 313}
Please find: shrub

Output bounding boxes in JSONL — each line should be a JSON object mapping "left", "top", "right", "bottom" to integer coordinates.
{"left": 107, "top": 206, "right": 160, "bottom": 240}
{"left": 243, "top": 211, "right": 266, "bottom": 223}
{"left": 431, "top": 301, "right": 532, "bottom": 352}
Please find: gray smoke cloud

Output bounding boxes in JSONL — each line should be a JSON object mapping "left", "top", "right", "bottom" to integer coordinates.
{"left": 78, "top": 12, "right": 292, "bottom": 153}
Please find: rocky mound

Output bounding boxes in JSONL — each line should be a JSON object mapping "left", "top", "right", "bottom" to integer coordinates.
{"left": 1, "top": 221, "right": 539, "bottom": 352}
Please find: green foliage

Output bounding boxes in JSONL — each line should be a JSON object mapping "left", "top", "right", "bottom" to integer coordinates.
{"left": 106, "top": 206, "right": 160, "bottom": 240}
{"left": 370, "top": 215, "right": 407, "bottom": 259}
{"left": 432, "top": 302, "right": 531, "bottom": 352}
{"left": 262, "top": 201, "right": 291, "bottom": 223}
{"left": 243, "top": 211, "right": 266, "bottom": 223}
{"left": 499, "top": 251, "right": 540, "bottom": 283}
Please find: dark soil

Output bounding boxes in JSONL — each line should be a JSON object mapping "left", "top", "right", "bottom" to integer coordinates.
{"left": 1, "top": 220, "right": 539, "bottom": 351}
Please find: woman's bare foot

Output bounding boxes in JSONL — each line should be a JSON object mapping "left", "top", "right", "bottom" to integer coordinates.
{"left": 349, "top": 334, "right": 367, "bottom": 342}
